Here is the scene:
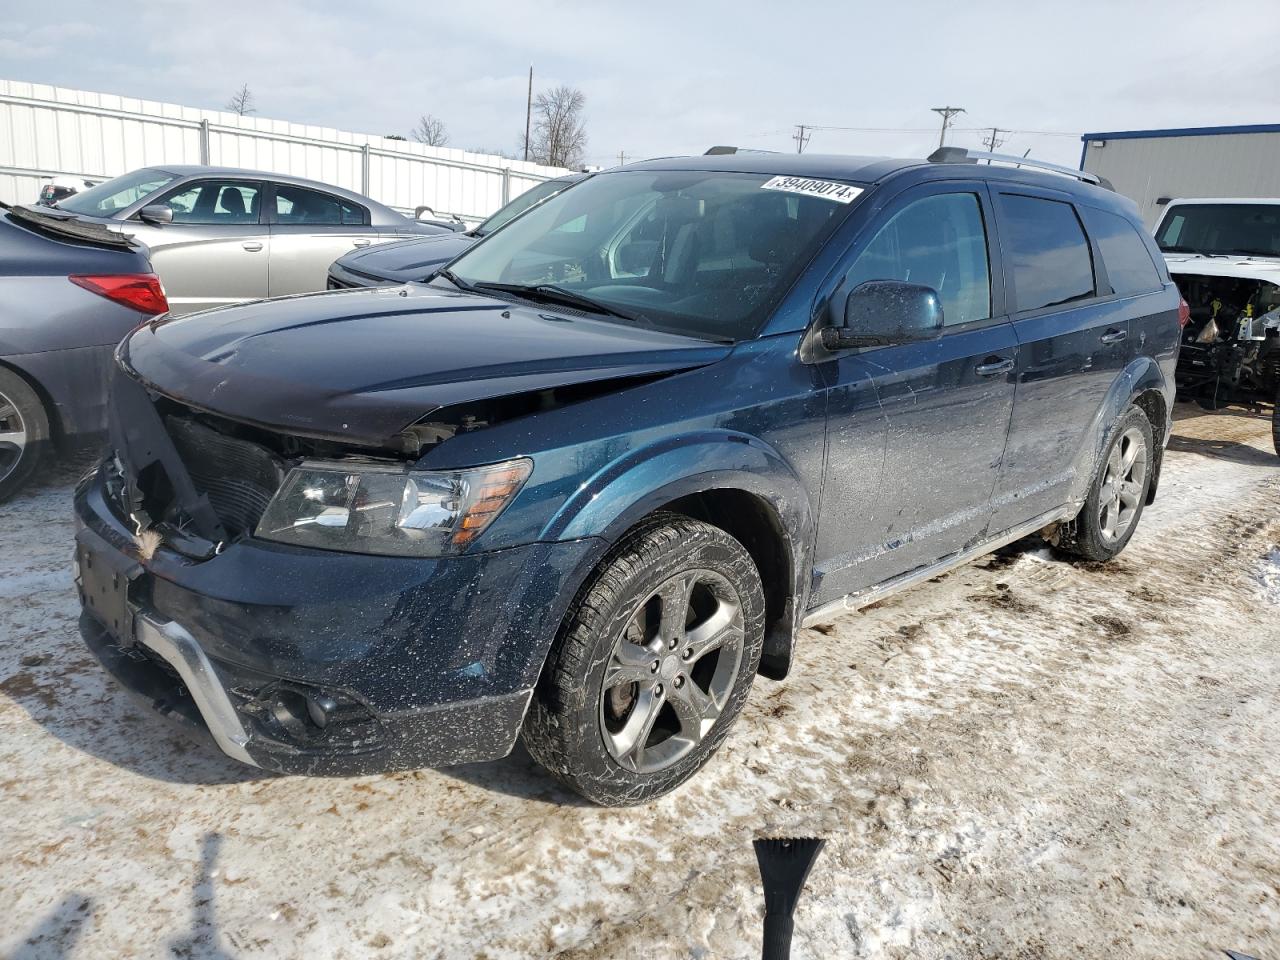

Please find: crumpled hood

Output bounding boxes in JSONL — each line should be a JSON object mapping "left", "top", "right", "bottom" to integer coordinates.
{"left": 337, "top": 233, "right": 477, "bottom": 283}
{"left": 121, "top": 284, "right": 730, "bottom": 446}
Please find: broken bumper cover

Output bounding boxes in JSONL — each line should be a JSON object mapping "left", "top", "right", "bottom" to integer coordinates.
{"left": 74, "top": 466, "right": 602, "bottom": 776}
{"left": 79, "top": 613, "right": 534, "bottom": 775}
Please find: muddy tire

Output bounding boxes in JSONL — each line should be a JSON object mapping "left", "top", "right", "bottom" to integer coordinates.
{"left": 522, "top": 512, "right": 765, "bottom": 806}
{"left": 0, "top": 367, "right": 49, "bottom": 503}
{"left": 1057, "top": 406, "right": 1154, "bottom": 562}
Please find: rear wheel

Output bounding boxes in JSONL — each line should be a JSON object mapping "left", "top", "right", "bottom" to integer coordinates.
{"left": 0, "top": 368, "right": 49, "bottom": 503}
{"left": 1057, "top": 406, "right": 1154, "bottom": 562}
{"left": 522, "top": 513, "right": 765, "bottom": 805}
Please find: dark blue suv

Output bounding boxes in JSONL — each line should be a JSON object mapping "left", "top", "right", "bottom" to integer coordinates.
{"left": 74, "top": 150, "right": 1181, "bottom": 804}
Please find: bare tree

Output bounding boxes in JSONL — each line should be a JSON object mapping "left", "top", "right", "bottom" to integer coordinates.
{"left": 411, "top": 114, "right": 449, "bottom": 147}
{"left": 225, "top": 84, "right": 256, "bottom": 116}
{"left": 529, "top": 85, "right": 587, "bottom": 169}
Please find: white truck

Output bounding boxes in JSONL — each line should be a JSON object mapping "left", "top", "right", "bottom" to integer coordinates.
{"left": 1154, "top": 198, "right": 1280, "bottom": 456}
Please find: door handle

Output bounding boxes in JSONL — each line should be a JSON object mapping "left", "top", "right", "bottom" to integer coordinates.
{"left": 975, "top": 356, "right": 1014, "bottom": 377}
{"left": 242, "top": 241, "right": 263, "bottom": 252}
{"left": 1100, "top": 329, "right": 1127, "bottom": 345}
{"left": 352, "top": 238, "right": 371, "bottom": 247}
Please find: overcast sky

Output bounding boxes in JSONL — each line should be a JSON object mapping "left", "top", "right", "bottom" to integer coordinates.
{"left": 2, "top": 0, "right": 1278, "bottom": 169}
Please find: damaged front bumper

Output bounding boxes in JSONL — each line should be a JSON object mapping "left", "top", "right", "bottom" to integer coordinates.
{"left": 74, "top": 467, "right": 602, "bottom": 776}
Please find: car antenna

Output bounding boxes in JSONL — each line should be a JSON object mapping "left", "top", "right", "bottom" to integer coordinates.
{"left": 753, "top": 836, "right": 826, "bottom": 960}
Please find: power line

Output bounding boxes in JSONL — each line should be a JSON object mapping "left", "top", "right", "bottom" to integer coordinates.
{"left": 931, "top": 106, "right": 966, "bottom": 148}
{"left": 983, "top": 127, "right": 1009, "bottom": 151}
{"left": 796, "top": 123, "right": 1081, "bottom": 137}
{"left": 792, "top": 124, "right": 811, "bottom": 154}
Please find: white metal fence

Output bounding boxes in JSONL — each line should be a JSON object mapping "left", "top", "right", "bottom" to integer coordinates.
{"left": 0, "top": 80, "right": 568, "bottom": 224}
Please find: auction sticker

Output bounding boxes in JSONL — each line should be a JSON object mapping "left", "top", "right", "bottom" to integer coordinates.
{"left": 761, "top": 176, "right": 863, "bottom": 204}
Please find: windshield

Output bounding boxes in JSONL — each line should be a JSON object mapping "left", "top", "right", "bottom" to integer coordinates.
{"left": 1156, "top": 203, "right": 1280, "bottom": 258}
{"left": 475, "top": 178, "right": 575, "bottom": 236}
{"left": 58, "top": 168, "right": 177, "bottom": 218}
{"left": 447, "top": 170, "right": 853, "bottom": 341}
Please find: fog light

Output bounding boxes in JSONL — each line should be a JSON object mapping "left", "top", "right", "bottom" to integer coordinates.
{"left": 306, "top": 694, "right": 338, "bottom": 729}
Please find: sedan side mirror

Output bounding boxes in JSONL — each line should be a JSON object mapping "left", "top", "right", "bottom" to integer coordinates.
{"left": 822, "top": 279, "right": 944, "bottom": 350}
{"left": 138, "top": 204, "right": 174, "bottom": 225}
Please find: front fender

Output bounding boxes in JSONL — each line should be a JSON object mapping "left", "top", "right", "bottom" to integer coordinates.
{"left": 543, "top": 430, "right": 816, "bottom": 679}
{"left": 544, "top": 429, "right": 814, "bottom": 551}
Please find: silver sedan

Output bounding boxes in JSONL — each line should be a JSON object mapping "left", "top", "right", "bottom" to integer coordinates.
{"left": 53, "top": 166, "right": 449, "bottom": 314}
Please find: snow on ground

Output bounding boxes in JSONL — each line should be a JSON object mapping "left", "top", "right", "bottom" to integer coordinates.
{"left": 2, "top": 404, "right": 1278, "bottom": 959}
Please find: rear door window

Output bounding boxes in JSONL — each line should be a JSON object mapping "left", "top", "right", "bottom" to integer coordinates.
{"left": 998, "top": 194, "right": 1096, "bottom": 312}
{"left": 274, "top": 185, "right": 367, "bottom": 226}
{"left": 1082, "top": 207, "right": 1163, "bottom": 295}
{"left": 843, "top": 192, "right": 992, "bottom": 326}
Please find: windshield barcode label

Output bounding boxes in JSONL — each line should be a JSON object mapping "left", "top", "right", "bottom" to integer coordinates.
{"left": 760, "top": 176, "right": 863, "bottom": 204}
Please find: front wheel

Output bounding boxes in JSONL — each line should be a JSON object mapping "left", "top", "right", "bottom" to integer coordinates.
{"left": 1057, "top": 406, "right": 1154, "bottom": 562}
{"left": 522, "top": 513, "right": 765, "bottom": 806}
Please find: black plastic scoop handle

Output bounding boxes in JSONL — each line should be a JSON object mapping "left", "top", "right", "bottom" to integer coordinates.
{"left": 753, "top": 837, "right": 827, "bottom": 960}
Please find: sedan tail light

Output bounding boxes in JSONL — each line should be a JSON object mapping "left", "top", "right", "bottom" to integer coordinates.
{"left": 1177, "top": 296, "right": 1191, "bottom": 329}
{"left": 69, "top": 273, "right": 169, "bottom": 315}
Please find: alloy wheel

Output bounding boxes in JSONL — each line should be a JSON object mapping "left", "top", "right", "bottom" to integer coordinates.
{"left": 0, "top": 390, "right": 27, "bottom": 484}
{"left": 599, "top": 569, "right": 745, "bottom": 774}
{"left": 1098, "top": 426, "right": 1148, "bottom": 542}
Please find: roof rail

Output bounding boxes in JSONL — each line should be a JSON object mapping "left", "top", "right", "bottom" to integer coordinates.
{"left": 704, "top": 145, "right": 781, "bottom": 156}
{"left": 927, "top": 146, "right": 1114, "bottom": 192}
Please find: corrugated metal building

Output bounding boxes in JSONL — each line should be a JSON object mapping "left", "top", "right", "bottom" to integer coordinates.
{"left": 1080, "top": 124, "right": 1280, "bottom": 227}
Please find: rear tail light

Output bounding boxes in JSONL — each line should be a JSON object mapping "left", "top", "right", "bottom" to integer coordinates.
{"left": 1177, "top": 296, "right": 1191, "bottom": 329}
{"left": 69, "top": 273, "right": 169, "bottom": 316}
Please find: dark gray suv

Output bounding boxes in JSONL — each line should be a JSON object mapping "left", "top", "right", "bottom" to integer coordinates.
{"left": 75, "top": 149, "right": 1180, "bottom": 804}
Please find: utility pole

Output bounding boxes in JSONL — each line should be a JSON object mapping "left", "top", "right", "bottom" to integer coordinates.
{"left": 792, "top": 124, "right": 811, "bottom": 154}
{"left": 931, "top": 106, "right": 965, "bottom": 148}
{"left": 983, "top": 127, "right": 1009, "bottom": 152}
{"left": 523, "top": 66, "right": 533, "bottom": 162}
{"left": 617, "top": 150, "right": 627, "bottom": 167}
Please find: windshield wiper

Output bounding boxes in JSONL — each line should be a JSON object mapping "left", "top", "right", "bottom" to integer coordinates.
{"left": 1160, "top": 245, "right": 1225, "bottom": 258}
{"left": 435, "top": 268, "right": 475, "bottom": 292}
{"left": 470, "top": 281, "right": 645, "bottom": 323}
{"left": 1225, "top": 248, "right": 1280, "bottom": 259}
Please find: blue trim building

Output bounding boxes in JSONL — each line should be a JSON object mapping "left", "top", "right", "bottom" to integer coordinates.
{"left": 1079, "top": 124, "right": 1280, "bottom": 169}
{"left": 1078, "top": 124, "right": 1280, "bottom": 225}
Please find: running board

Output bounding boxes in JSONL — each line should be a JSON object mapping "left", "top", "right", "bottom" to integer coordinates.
{"left": 800, "top": 508, "right": 1070, "bottom": 628}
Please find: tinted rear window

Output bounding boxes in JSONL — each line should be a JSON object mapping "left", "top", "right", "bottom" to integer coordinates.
{"left": 999, "top": 194, "right": 1096, "bottom": 312}
{"left": 275, "top": 185, "right": 367, "bottom": 226}
{"left": 1083, "top": 207, "right": 1162, "bottom": 296}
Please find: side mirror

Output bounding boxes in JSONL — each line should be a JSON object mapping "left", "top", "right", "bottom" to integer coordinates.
{"left": 822, "top": 280, "right": 944, "bottom": 350}
{"left": 138, "top": 204, "right": 174, "bottom": 225}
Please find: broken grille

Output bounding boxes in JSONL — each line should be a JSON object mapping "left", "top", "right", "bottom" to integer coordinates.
{"left": 163, "top": 416, "right": 285, "bottom": 538}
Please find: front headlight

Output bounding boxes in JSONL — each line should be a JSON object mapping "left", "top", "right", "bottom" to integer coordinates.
{"left": 255, "top": 458, "right": 532, "bottom": 557}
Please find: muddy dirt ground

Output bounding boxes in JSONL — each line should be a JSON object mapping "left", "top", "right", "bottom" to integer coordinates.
{"left": 2, "top": 403, "right": 1278, "bottom": 959}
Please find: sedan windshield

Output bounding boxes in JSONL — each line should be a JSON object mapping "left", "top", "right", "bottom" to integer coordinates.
{"left": 1156, "top": 203, "right": 1280, "bottom": 258}
{"left": 474, "top": 177, "right": 577, "bottom": 237}
{"left": 446, "top": 170, "right": 853, "bottom": 341}
{"left": 58, "top": 168, "right": 177, "bottom": 218}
